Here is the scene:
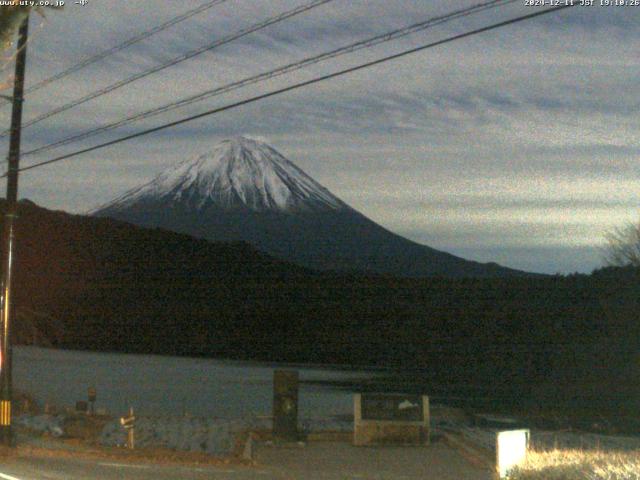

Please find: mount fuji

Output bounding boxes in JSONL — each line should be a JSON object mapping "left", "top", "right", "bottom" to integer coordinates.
{"left": 93, "top": 137, "right": 527, "bottom": 277}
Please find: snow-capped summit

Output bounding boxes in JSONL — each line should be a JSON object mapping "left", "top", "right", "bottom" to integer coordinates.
{"left": 94, "top": 137, "right": 527, "bottom": 278}
{"left": 99, "top": 137, "right": 348, "bottom": 214}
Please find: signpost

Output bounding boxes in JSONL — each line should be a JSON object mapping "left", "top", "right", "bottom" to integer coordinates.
{"left": 354, "top": 393, "right": 430, "bottom": 446}
{"left": 88, "top": 387, "right": 96, "bottom": 415}
{"left": 273, "top": 370, "right": 299, "bottom": 441}
{"left": 120, "top": 407, "right": 136, "bottom": 449}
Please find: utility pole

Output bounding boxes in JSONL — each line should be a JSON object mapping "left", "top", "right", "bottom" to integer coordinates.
{"left": 0, "top": 15, "right": 29, "bottom": 447}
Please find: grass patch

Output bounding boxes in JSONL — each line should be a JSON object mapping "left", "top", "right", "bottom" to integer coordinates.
{"left": 509, "top": 449, "right": 640, "bottom": 480}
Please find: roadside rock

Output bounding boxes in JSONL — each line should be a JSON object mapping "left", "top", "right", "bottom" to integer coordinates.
{"left": 15, "top": 413, "right": 65, "bottom": 437}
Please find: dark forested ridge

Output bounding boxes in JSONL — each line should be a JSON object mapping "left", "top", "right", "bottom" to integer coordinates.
{"left": 4, "top": 200, "right": 640, "bottom": 422}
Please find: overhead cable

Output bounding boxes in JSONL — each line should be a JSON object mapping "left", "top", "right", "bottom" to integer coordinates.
{"left": 1, "top": 0, "right": 230, "bottom": 103}
{"left": 10, "top": 4, "right": 575, "bottom": 176}
{"left": 23, "top": 0, "right": 517, "bottom": 157}
{"left": 0, "top": 0, "right": 335, "bottom": 137}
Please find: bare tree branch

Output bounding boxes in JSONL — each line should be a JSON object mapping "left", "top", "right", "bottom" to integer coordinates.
{"left": 603, "top": 220, "right": 640, "bottom": 267}
{"left": 0, "top": 5, "right": 31, "bottom": 53}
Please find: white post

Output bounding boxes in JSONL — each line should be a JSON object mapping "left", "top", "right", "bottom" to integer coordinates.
{"left": 496, "top": 429, "right": 529, "bottom": 478}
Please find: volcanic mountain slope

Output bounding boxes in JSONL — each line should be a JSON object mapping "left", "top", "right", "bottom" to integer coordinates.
{"left": 94, "top": 137, "right": 528, "bottom": 277}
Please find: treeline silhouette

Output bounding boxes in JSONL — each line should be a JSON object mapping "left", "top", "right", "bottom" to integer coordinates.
{"left": 4, "top": 200, "right": 640, "bottom": 424}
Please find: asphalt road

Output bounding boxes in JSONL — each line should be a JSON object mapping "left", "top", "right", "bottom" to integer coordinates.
{"left": 0, "top": 441, "right": 494, "bottom": 479}
{"left": 0, "top": 456, "right": 267, "bottom": 480}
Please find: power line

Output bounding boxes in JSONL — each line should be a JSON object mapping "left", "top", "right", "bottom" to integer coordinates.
{"left": 7, "top": 4, "right": 575, "bottom": 177}
{"left": 22, "top": 0, "right": 518, "bottom": 158}
{"left": 0, "top": 0, "right": 229, "bottom": 104}
{"left": 0, "top": 0, "right": 335, "bottom": 138}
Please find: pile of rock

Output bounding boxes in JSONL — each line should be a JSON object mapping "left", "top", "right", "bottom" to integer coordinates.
{"left": 99, "top": 416, "right": 271, "bottom": 455}
{"left": 15, "top": 414, "right": 65, "bottom": 437}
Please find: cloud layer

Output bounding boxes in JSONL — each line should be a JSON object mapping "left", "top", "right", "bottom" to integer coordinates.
{"left": 0, "top": 0, "right": 637, "bottom": 273}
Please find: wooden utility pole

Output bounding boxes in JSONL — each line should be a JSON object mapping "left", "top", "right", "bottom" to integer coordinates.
{"left": 0, "top": 14, "right": 29, "bottom": 446}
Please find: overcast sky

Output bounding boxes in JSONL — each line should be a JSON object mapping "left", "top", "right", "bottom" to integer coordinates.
{"left": 0, "top": 0, "right": 637, "bottom": 274}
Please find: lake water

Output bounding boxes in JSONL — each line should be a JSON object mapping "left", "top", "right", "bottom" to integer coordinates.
{"left": 13, "top": 346, "right": 376, "bottom": 419}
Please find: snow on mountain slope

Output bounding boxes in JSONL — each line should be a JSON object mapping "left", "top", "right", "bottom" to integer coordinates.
{"left": 94, "top": 137, "right": 531, "bottom": 278}
{"left": 98, "top": 137, "right": 348, "bottom": 214}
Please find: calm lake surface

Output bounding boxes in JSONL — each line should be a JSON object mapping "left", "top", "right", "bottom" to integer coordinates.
{"left": 14, "top": 346, "right": 376, "bottom": 418}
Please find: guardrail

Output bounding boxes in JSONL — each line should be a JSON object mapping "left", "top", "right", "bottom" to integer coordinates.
{"left": 440, "top": 425, "right": 640, "bottom": 453}
{"left": 530, "top": 430, "right": 640, "bottom": 452}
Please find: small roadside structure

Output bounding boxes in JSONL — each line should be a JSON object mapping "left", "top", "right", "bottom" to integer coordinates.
{"left": 353, "top": 393, "right": 429, "bottom": 446}
{"left": 496, "top": 429, "right": 529, "bottom": 479}
{"left": 273, "top": 370, "right": 300, "bottom": 441}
